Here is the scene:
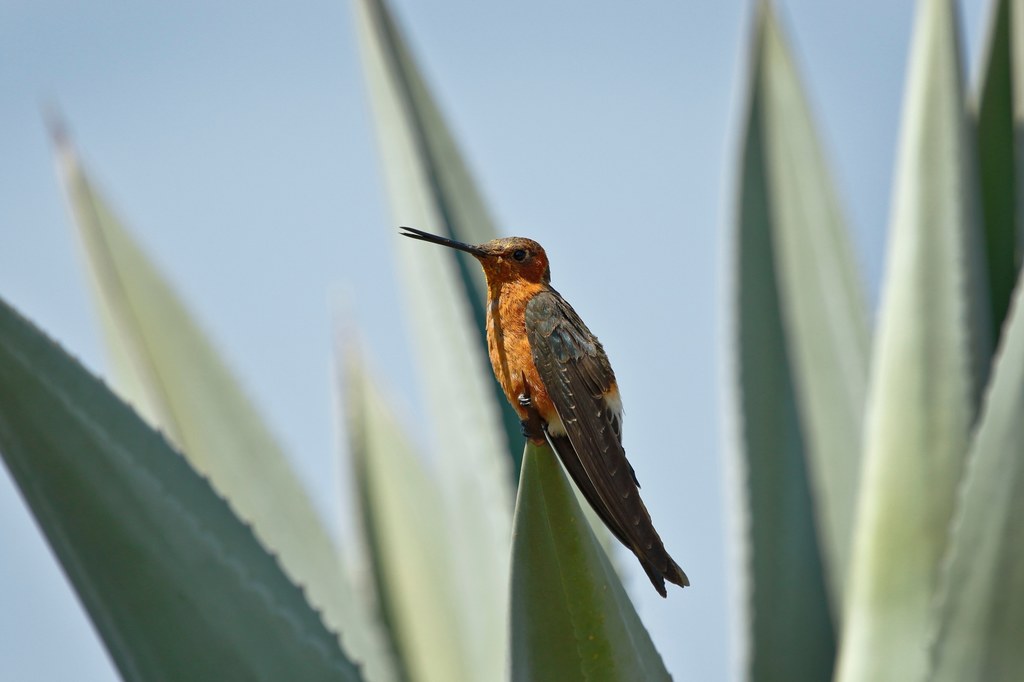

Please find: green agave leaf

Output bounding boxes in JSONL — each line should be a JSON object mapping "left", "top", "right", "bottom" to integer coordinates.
{"left": 836, "top": 1, "right": 991, "bottom": 680}
{"left": 928, "top": 270, "right": 1024, "bottom": 681}
{"left": 355, "top": 0, "right": 524, "bottom": 476}
{"left": 732, "top": 4, "right": 852, "bottom": 678}
{"left": 1014, "top": 0, "right": 1024, "bottom": 255}
{"left": 51, "top": 127, "right": 394, "bottom": 682}
{"left": 0, "top": 297, "right": 360, "bottom": 682}
{"left": 341, "top": 339, "right": 468, "bottom": 682}
{"left": 509, "top": 443, "right": 670, "bottom": 682}
{"left": 752, "top": 2, "right": 871, "bottom": 610}
{"left": 355, "top": 2, "right": 513, "bottom": 680}
{"left": 975, "top": 0, "right": 1020, "bottom": 345}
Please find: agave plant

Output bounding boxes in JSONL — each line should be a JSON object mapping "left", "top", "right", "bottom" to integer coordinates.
{"left": 3, "top": 0, "right": 1024, "bottom": 680}
{"left": 734, "top": 0, "right": 1024, "bottom": 680}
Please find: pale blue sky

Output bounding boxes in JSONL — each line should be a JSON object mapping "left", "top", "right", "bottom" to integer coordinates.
{"left": 0, "top": 1, "right": 988, "bottom": 680}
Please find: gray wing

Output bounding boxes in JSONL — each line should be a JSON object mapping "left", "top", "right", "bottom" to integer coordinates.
{"left": 525, "top": 289, "right": 688, "bottom": 595}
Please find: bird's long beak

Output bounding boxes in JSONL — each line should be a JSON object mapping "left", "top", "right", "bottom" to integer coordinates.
{"left": 399, "top": 226, "right": 488, "bottom": 258}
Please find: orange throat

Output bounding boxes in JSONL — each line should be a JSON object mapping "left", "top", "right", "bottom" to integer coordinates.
{"left": 484, "top": 280, "right": 555, "bottom": 433}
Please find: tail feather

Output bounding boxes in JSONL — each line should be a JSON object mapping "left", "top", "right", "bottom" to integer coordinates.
{"left": 641, "top": 561, "right": 668, "bottom": 598}
{"left": 545, "top": 431, "right": 688, "bottom": 597}
{"left": 640, "top": 549, "right": 689, "bottom": 598}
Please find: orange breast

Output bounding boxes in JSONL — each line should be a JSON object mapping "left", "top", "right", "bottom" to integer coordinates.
{"left": 485, "top": 281, "right": 557, "bottom": 426}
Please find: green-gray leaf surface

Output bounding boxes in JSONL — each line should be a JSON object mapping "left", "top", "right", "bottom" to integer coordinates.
{"left": 509, "top": 442, "right": 670, "bottom": 682}
{"left": 732, "top": 4, "right": 852, "bottom": 678}
{"left": 0, "top": 296, "right": 360, "bottom": 682}
{"left": 355, "top": 2, "right": 513, "bottom": 680}
{"left": 836, "top": 1, "right": 991, "bottom": 680}
{"left": 749, "top": 0, "right": 870, "bottom": 611}
{"left": 51, "top": 128, "right": 394, "bottom": 681}
{"left": 928, "top": 268, "right": 1024, "bottom": 682}
{"left": 975, "top": 0, "right": 1020, "bottom": 345}
{"left": 341, "top": 340, "right": 468, "bottom": 682}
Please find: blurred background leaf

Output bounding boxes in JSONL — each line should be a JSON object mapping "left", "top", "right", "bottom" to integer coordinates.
{"left": 837, "top": 1, "right": 991, "bottom": 680}
{"left": 929, "top": 265, "right": 1024, "bottom": 681}
{"left": 52, "top": 126, "right": 397, "bottom": 682}
{"left": 974, "top": 0, "right": 1021, "bottom": 344}
{"left": 731, "top": 2, "right": 868, "bottom": 677}
{"left": 753, "top": 3, "right": 870, "bottom": 607}
{"left": 0, "top": 296, "right": 362, "bottom": 682}
{"left": 340, "top": 336, "right": 469, "bottom": 682}
{"left": 354, "top": 2, "right": 514, "bottom": 679}
{"left": 354, "top": 0, "right": 523, "bottom": 475}
{"left": 928, "top": 4, "right": 1024, "bottom": 675}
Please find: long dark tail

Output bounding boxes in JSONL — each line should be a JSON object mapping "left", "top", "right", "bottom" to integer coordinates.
{"left": 545, "top": 431, "right": 688, "bottom": 597}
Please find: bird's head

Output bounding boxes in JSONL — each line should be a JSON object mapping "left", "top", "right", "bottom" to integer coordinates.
{"left": 400, "top": 227, "right": 550, "bottom": 285}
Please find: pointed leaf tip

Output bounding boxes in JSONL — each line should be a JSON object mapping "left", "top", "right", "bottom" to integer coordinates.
{"left": 975, "top": 0, "right": 1020, "bottom": 345}
{"left": 42, "top": 103, "right": 69, "bottom": 147}
{"left": 735, "top": 3, "right": 862, "bottom": 679}
{"left": 837, "top": 1, "right": 988, "bottom": 679}
{"left": 509, "top": 443, "right": 670, "bottom": 682}
{"left": 53, "top": 140, "right": 396, "bottom": 681}
{"left": 756, "top": 0, "right": 870, "bottom": 608}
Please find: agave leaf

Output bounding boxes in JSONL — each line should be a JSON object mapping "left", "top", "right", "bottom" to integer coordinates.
{"left": 928, "top": 271, "right": 1024, "bottom": 680}
{"left": 50, "top": 127, "right": 394, "bottom": 681}
{"left": 355, "top": 2, "right": 512, "bottom": 679}
{"left": 340, "top": 339, "right": 468, "bottom": 682}
{"left": 836, "top": 2, "right": 991, "bottom": 680}
{"left": 1014, "top": 0, "right": 1024, "bottom": 256}
{"left": 753, "top": 2, "right": 871, "bottom": 610}
{"left": 975, "top": 0, "right": 1020, "bottom": 345}
{"left": 509, "top": 442, "right": 671, "bottom": 682}
{"left": 0, "top": 297, "right": 360, "bottom": 682}
{"left": 731, "top": 5, "right": 847, "bottom": 678}
{"left": 355, "top": 0, "right": 524, "bottom": 476}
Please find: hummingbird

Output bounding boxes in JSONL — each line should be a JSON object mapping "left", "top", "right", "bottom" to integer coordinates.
{"left": 400, "top": 226, "right": 688, "bottom": 596}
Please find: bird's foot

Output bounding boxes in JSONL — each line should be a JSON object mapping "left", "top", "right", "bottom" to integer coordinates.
{"left": 518, "top": 390, "right": 545, "bottom": 442}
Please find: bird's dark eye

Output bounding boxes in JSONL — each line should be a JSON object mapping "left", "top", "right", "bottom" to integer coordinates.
{"left": 513, "top": 249, "right": 528, "bottom": 262}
